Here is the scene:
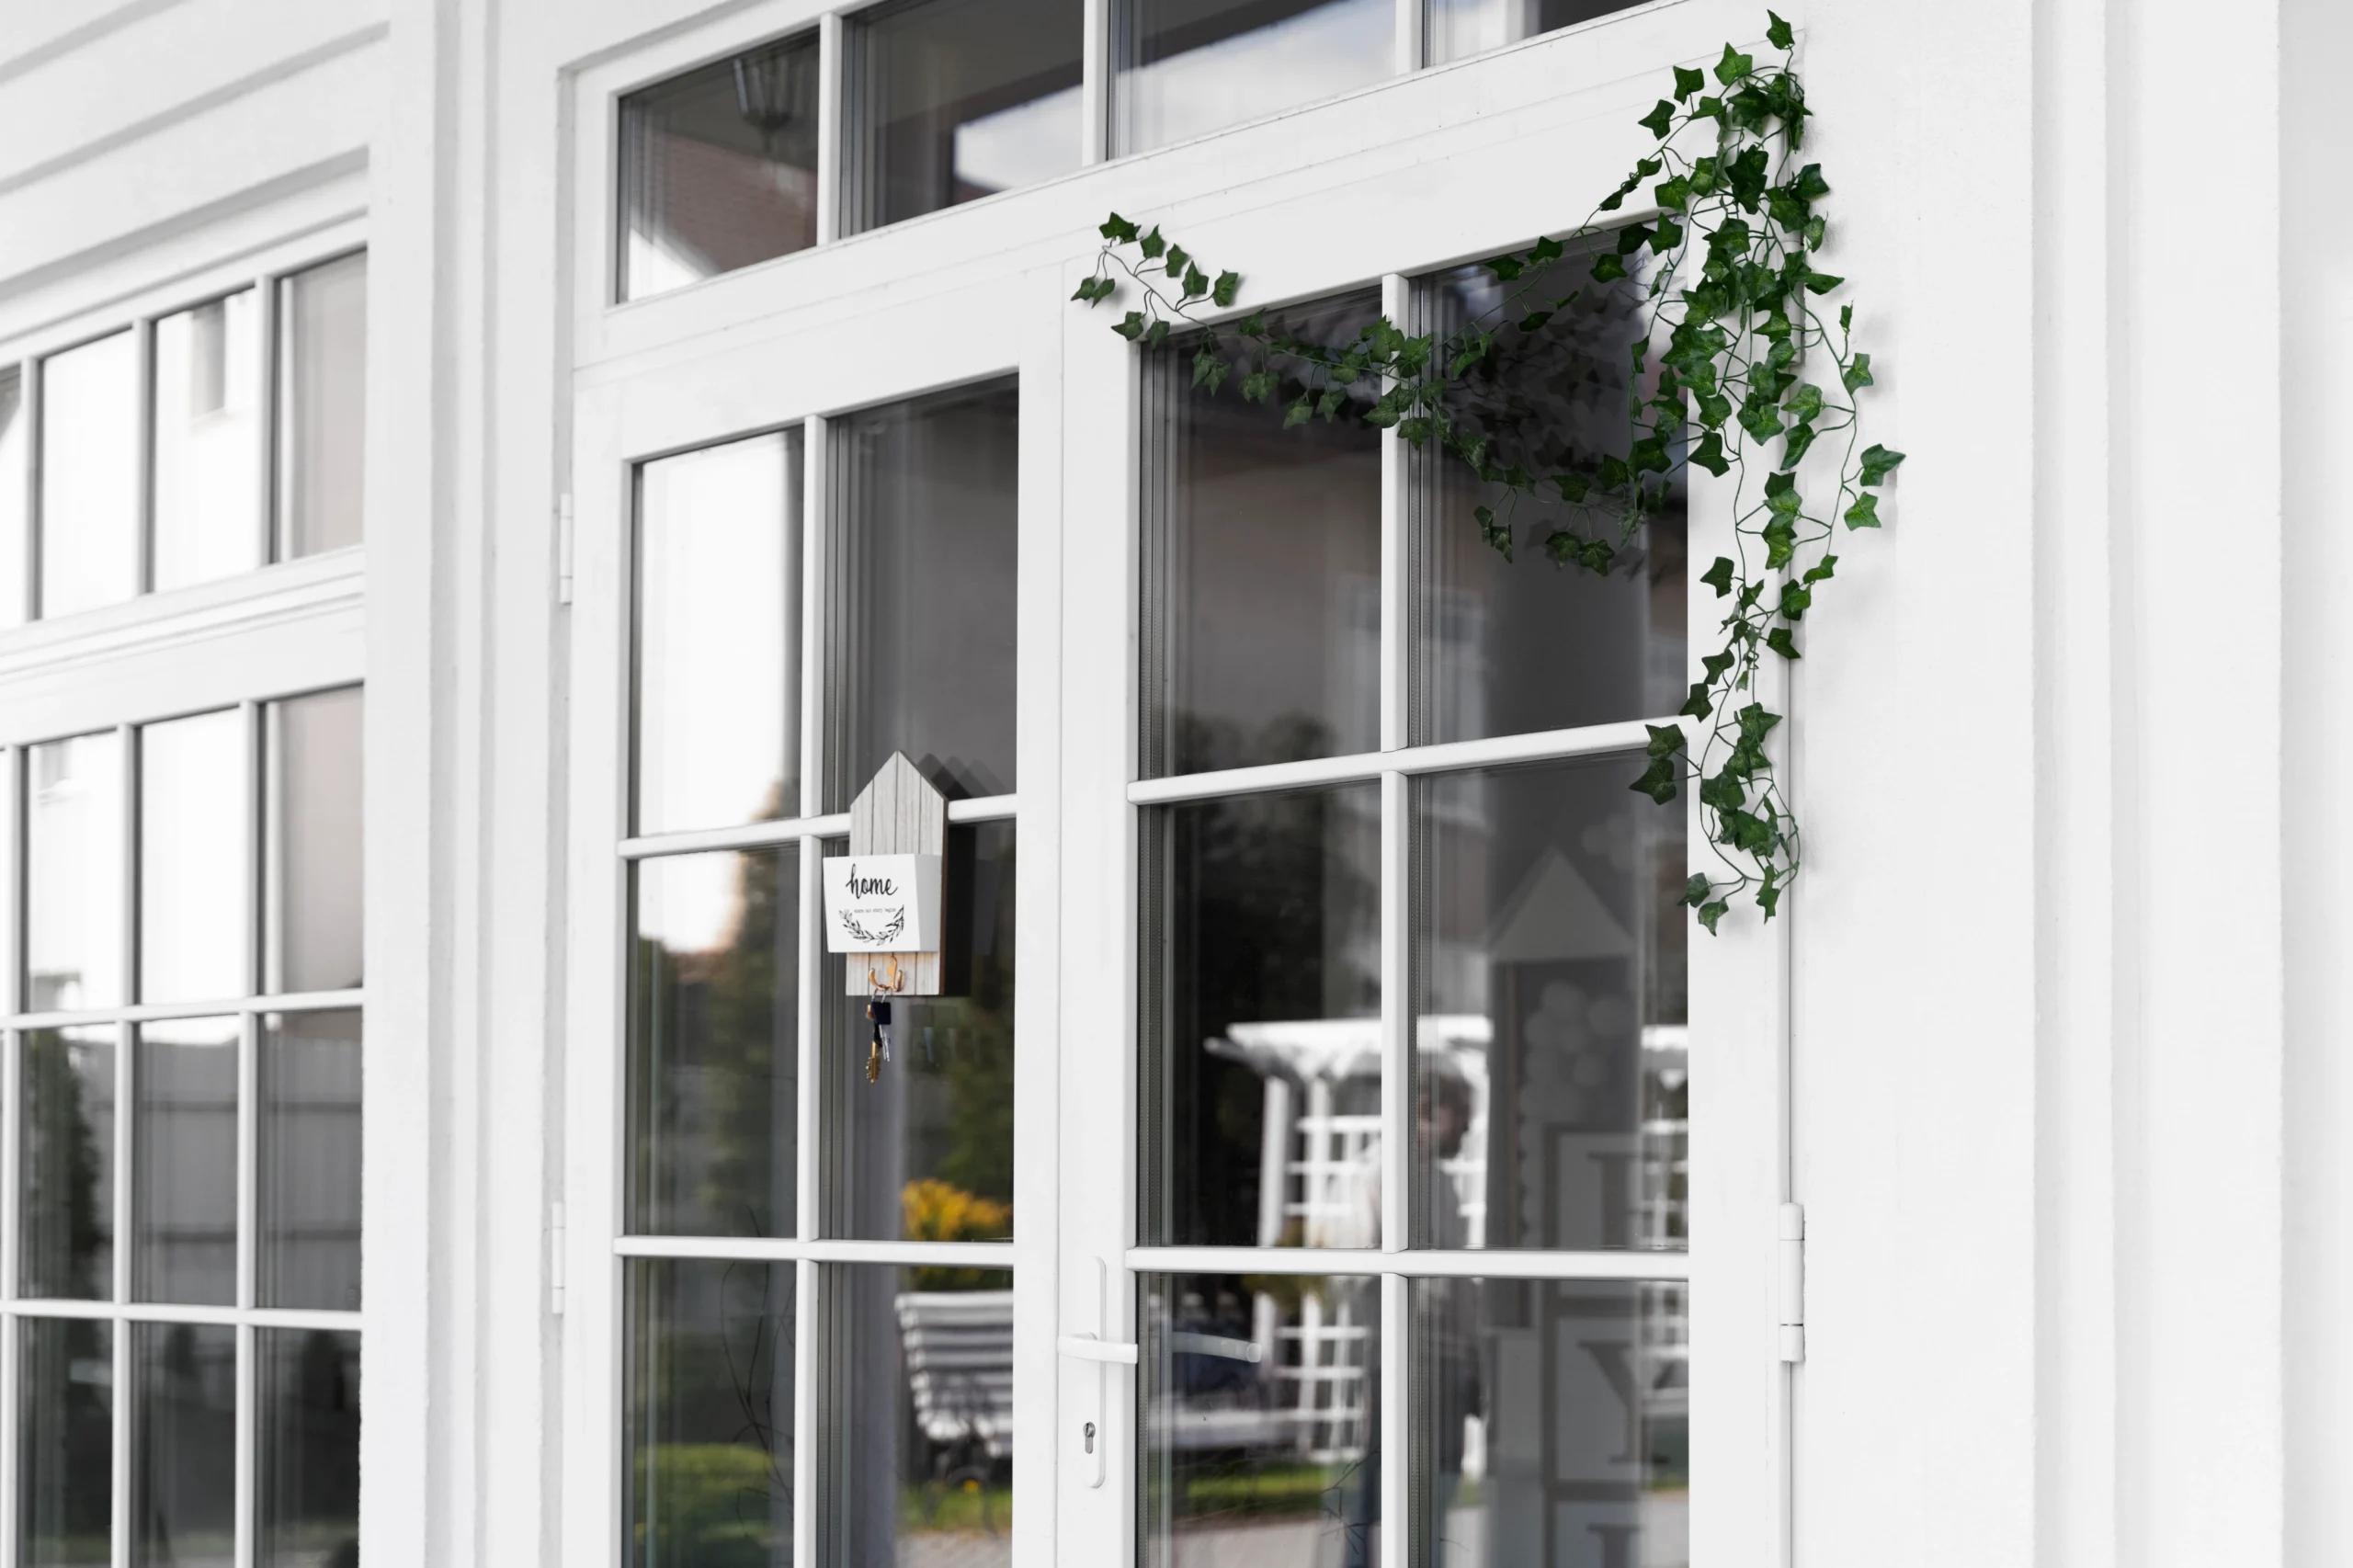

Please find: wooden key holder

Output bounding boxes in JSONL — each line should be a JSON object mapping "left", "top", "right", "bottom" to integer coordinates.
{"left": 824, "top": 753, "right": 947, "bottom": 996}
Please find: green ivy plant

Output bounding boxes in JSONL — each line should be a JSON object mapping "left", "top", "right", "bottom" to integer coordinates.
{"left": 1071, "top": 13, "right": 1900, "bottom": 933}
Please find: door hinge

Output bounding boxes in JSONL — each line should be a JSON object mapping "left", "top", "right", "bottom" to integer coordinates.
{"left": 556, "top": 493, "right": 575, "bottom": 605}
{"left": 550, "top": 1201, "right": 567, "bottom": 1316}
{"left": 1778, "top": 1201, "right": 1804, "bottom": 1363}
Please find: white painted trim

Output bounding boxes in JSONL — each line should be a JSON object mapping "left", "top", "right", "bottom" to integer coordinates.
{"left": 1125, "top": 1246, "right": 1693, "bottom": 1280}
{"left": 1128, "top": 719, "right": 1663, "bottom": 803}
{"left": 613, "top": 1235, "right": 1017, "bottom": 1267}
{"left": 614, "top": 791, "right": 1015, "bottom": 858}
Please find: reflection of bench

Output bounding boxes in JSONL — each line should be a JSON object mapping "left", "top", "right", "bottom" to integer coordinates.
{"left": 895, "top": 1290, "right": 1014, "bottom": 1463}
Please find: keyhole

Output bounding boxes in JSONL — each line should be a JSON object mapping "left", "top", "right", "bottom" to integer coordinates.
{"left": 1084, "top": 1421, "right": 1097, "bottom": 1454}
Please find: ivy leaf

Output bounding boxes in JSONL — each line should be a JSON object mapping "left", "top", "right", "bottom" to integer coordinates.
{"left": 1558, "top": 471, "right": 1592, "bottom": 503}
{"left": 1689, "top": 430, "right": 1731, "bottom": 476}
{"left": 1756, "top": 873, "right": 1783, "bottom": 920}
{"left": 1767, "top": 9, "right": 1794, "bottom": 48}
{"left": 1779, "top": 583, "right": 1813, "bottom": 620}
{"left": 1781, "top": 420, "right": 1819, "bottom": 470}
{"left": 1675, "top": 63, "right": 1707, "bottom": 100}
{"left": 1101, "top": 212, "right": 1139, "bottom": 242}
{"left": 1182, "top": 264, "right": 1211, "bottom": 299}
{"left": 1114, "top": 311, "right": 1147, "bottom": 341}
{"left": 1698, "top": 900, "right": 1731, "bottom": 934}
{"left": 1763, "top": 515, "right": 1797, "bottom": 568}
{"left": 1212, "top": 271, "right": 1242, "bottom": 307}
{"left": 1144, "top": 319, "right": 1172, "bottom": 349}
{"left": 1237, "top": 312, "right": 1267, "bottom": 338}
{"left": 1722, "top": 807, "right": 1775, "bottom": 852}
{"left": 1651, "top": 216, "right": 1684, "bottom": 253}
{"left": 1240, "top": 369, "right": 1279, "bottom": 403}
{"left": 1630, "top": 755, "right": 1682, "bottom": 804}
{"left": 1472, "top": 505, "right": 1512, "bottom": 558}
{"left": 1702, "top": 651, "right": 1737, "bottom": 680}
{"left": 1804, "top": 269, "right": 1844, "bottom": 295}
{"left": 1700, "top": 556, "right": 1735, "bottom": 597}
{"left": 1783, "top": 381, "right": 1824, "bottom": 422}
{"left": 1714, "top": 43, "right": 1754, "bottom": 84}
{"left": 1165, "top": 244, "right": 1190, "bottom": 275}
{"left": 1283, "top": 394, "right": 1313, "bottom": 428}
{"left": 1645, "top": 722, "right": 1688, "bottom": 758}
{"left": 1838, "top": 302, "right": 1854, "bottom": 334}
{"left": 1639, "top": 98, "right": 1677, "bottom": 139}
{"left": 1802, "top": 554, "right": 1839, "bottom": 584}
{"left": 1191, "top": 345, "right": 1223, "bottom": 388}
{"left": 1859, "top": 443, "right": 1907, "bottom": 484}
{"left": 1529, "top": 234, "right": 1565, "bottom": 264}
{"left": 1315, "top": 385, "right": 1347, "bottom": 420}
{"left": 1518, "top": 310, "right": 1555, "bottom": 335}
{"left": 1656, "top": 175, "right": 1693, "bottom": 212}
{"left": 1683, "top": 874, "right": 1713, "bottom": 907}
{"left": 1844, "top": 491, "right": 1882, "bottom": 528}
{"left": 1139, "top": 226, "right": 1166, "bottom": 259}
{"left": 1767, "top": 626, "right": 1802, "bottom": 660}
{"left": 1680, "top": 682, "right": 1715, "bottom": 720}
{"left": 1617, "top": 223, "right": 1654, "bottom": 256}
{"left": 1794, "top": 164, "right": 1830, "bottom": 200}
{"left": 1842, "top": 352, "right": 1874, "bottom": 392}
{"left": 1803, "top": 215, "right": 1826, "bottom": 249}
{"left": 1486, "top": 254, "right": 1526, "bottom": 281}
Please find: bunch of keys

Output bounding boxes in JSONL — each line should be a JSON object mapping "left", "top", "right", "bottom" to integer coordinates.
{"left": 864, "top": 993, "right": 893, "bottom": 1084}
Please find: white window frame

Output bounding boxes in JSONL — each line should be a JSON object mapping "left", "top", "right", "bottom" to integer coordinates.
{"left": 561, "top": 0, "right": 1790, "bottom": 1561}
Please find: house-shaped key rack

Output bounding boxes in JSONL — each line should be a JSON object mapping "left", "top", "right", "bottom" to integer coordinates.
{"left": 828, "top": 752, "right": 947, "bottom": 996}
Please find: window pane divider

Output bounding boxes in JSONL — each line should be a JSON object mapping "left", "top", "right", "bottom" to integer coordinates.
{"left": 5, "top": 1300, "right": 359, "bottom": 1329}
{"left": 1124, "top": 1245, "right": 1691, "bottom": 1280}
{"left": 613, "top": 1235, "right": 1017, "bottom": 1268}
{"left": 1, "top": 988, "right": 364, "bottom": 1031}
{"left": 1127, "top": 719, "right": 1669, "bottom": 804}
{"left": 618, "top": 792, "right": 1017, "bottom": 858}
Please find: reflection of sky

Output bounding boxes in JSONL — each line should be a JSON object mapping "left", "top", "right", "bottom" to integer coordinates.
{"left": 953, "top": 84, "right": 1084, "bottom": 197}
{"left": 1123, "top": 0, "right": 1393, "bottom": 153}
{"left": 640, "top": 854, "right": 745, "bottom": 960}
{"left": 627, "top": 228, "right": 706, "bottom": 299}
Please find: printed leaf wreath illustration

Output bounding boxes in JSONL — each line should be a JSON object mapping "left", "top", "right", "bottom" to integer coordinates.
{"left": 837, "top": 907, "right": 907, "bottom": 947}
{"left": 1072, "top": 13, "right": 1899, "bottom": 933}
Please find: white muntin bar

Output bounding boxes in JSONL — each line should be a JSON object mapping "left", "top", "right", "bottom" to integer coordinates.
{"left": 2, "top": 987, "right": 366, "bottom": 1032}
{"left": 612, "top": 1233, "right": 1017, "bottom": 1269}
{"left": 1080, "top": 0, "right": 1113, "bottom": 165}
{"left": 234, "top": 1319, "right": 256, "bottom": 1568}
{"left": 814, "top": 12, "right": 847, "bottom": 246}
{"left": 254, "top": 270, "right": 279, "bottom": 569}
{"left": 616, "top": 792, "right": 1017, "bottom": 859}
{"left": 1125, "top": 1245, "right": 1693, "bottom": 1280}
{"left": 131, "top": 316, "right": 154, "bottom": 600}
{"left": 1127, "top": 719, "right": 1669, "bottom": 805}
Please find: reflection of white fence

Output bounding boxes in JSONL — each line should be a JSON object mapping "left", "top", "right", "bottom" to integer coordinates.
{"left": 896, "top": 1290, "right": 1014, "bottom": 1462}
{"left": 1271, "top": 1289, "right": 1372, "bottom": 1464}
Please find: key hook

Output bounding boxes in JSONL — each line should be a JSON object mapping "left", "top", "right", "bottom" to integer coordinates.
{"left": 867, "top": 956, "right": 906, "bottom": 994}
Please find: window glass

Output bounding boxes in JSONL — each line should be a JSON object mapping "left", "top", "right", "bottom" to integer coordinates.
{"left": 1119, "top": 0, "right": 1392, "bottom": 153}
{"left": 620, "top": 36, "right": 821, "bottom": 301}
{"left": 1413, "top": 259, "right": 1686, "bottom": 744}
{"left": 20, "top": 1317, "right": 111, "bottom": 1568}
{"left": 141, "top": 709, "right": 250, "bottom": 1005}
{"left": 1411, "top": 1277, "right": 1688, "bottom": 1566}
{"left": 1410, "top": 756, "right": 1685, "bottom": 1252}
{"left": 277, "top": 253, "right": 368, "bottom": 559}
{"left": 152, "top": 290, "right": 263, "bottom": 590}
{"left": 827, "top": 824, "right": 1016, "bottom": 1241}
{"left": 635, "top": 431, "right": 801, "bottom": 835}
{"left": 258, "top": 1010, "right": 365, "bottom": 1311}
{"left": 630, "top": 847, "right": 799, "bottom": 1237}
{"left": 132, "top": 1017, "right": 241, "bottom": 1306}
{"left": 38, "top": 331, "right": 141, "bottom": 618}
{"left": 20, "top": 1026, "right": 116, "bottom": 1301}
{"left": 1139, "top": 1270, "right": 1380, "bottom": 1564}
{"left": 27, "top": 731, "right": 125, "bottom": 1012}
{"left": 829, "top": 380, "right": 1019, "bottom": 806}
{"left": 1143, "top": 293, "right": 1381, "bottom": 778}
{"left": 1425, "top": 0, "right": 1643, "bottom": 65}
{"left": 1140, "top": 784, "right": 1381, "bottom": 1249}
{"left": 0, "top": 367, "right": 26, "bottom": 630}
{"left": 824, "top": 1264, "right": 1014, "bottom": 1566}
{"left": 625, "top": 1258, "right": 797, "bottom": 1568}
{"left": 264, "top": 686, "right": 364, "bottom": 994}
{"left": 256, "top": 1328, "right": 360, "bottom": 1568}
{"left": 850, "top": 0, "right": 1085, "bottom": 233}
{"left": 130, "top": 1321, "right": 237, "bottom": 1568}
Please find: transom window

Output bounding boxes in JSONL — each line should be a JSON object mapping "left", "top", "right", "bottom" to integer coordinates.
{"left": 0, "top": 251, "right": 368, "bottom": 629}
{"left": 3, "top": 687, "right": 365, "bottom": 1567}
{"left": 609, "top": 0, "right": 1652, "bottom": 302}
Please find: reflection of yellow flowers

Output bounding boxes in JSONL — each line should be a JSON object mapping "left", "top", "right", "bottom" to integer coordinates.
{"left": 903, "top": 1179, "right": 1011, "bottom": 1291}
{"left": 903, "top": 1178, "right": 1010, "bottom": 1244}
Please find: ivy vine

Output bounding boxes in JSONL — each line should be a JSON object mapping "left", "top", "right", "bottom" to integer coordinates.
{"left": 1073, "top": 12, "right": 1900, "bottom": 933}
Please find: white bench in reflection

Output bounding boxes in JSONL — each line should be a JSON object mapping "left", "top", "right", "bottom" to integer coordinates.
{"left": 896, "top": 1290, "right": 1015, "bottom": 1464}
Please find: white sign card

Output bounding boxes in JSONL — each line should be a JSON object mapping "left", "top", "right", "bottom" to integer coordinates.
{"left": 821, "top": 853, "right": 943, "bottom": 954}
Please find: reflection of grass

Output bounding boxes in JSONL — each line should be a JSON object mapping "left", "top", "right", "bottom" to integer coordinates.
{"left": 632, "top": 1444, "right": 787, "bottom": 1568}
{"left": 28, "top": 1537, "right": 108, "bottom": 1564}
{"left": 900, "top": 1481, "right": 1013, "bottom": 1534}
{"left": 1183, "top": 1461, "right": 1351, "bottom": 1518}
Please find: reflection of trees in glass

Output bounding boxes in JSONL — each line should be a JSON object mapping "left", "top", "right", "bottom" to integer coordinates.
{"left": 628, "top": 1261, "right": 792, "bottom": 1568}
{"left": 1154, "top": 784, "right": 1380, "bottom": 1246}
{"left": 25, "top": 1317, "right": 110, "bottom": 1559}
{"left": 925, "top": 827, "right": 1017, "bottom": 1214}
{"left": 630, "top": 825, "right": 793, "bottom": 1236}
{"left": 22, "top": 1030, "right": 106, "bottom": 1299}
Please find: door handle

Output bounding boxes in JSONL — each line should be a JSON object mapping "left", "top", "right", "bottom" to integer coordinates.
{"left": 1061, "top": 1259, "right": 1130, "bottom": 1487}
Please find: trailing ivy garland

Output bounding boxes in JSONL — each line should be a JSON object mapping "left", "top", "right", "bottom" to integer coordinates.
{"left": 1072, "top": 13, "right": 1899, "bottom": 933}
